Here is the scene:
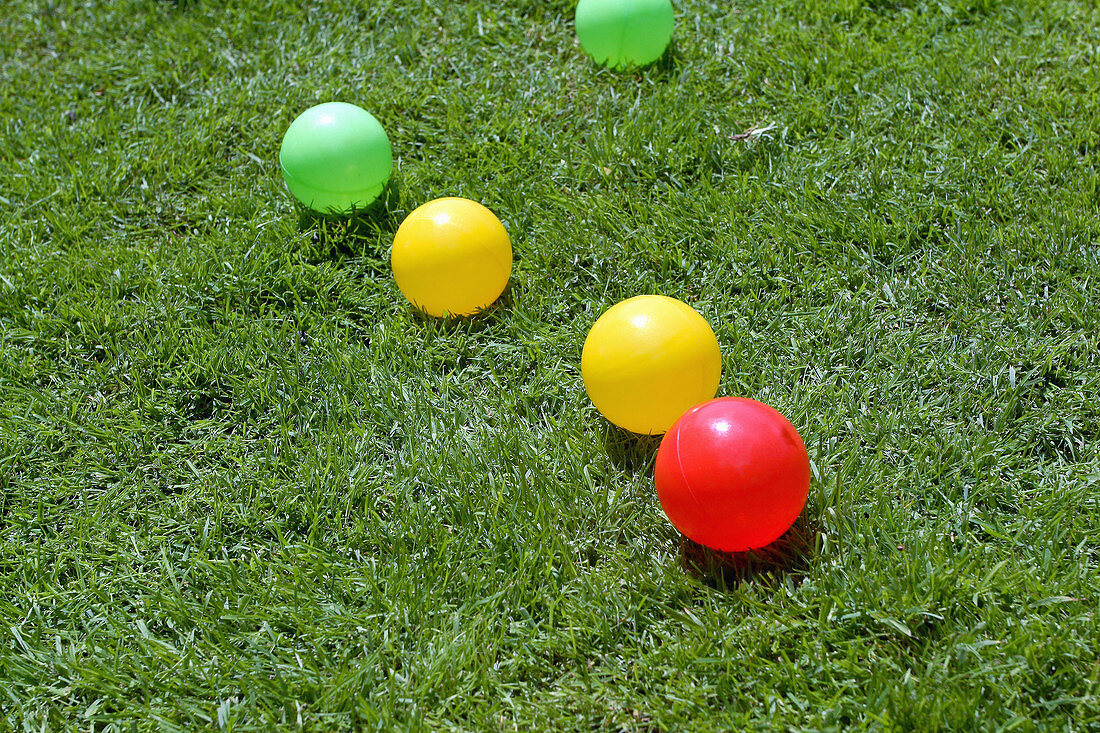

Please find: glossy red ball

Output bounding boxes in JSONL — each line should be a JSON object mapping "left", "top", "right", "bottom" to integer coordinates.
{"left": 655, "top": 397, "right": 811, "bottom": 552}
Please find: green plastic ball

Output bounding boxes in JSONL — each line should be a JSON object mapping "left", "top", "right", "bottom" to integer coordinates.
{"left": 279, "top": 102, "right": 393, "bottom": 214}
{"left": 575, "top": 0, "right": 674, "bottom": 69}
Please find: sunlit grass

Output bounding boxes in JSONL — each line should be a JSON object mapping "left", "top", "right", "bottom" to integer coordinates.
{"left": 1, "top": 0, "right": 1098, "bottom": 729}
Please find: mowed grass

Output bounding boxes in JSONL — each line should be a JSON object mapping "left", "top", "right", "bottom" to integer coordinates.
{"left": 1, "top": 0, "right": 1099, "bottom": 729}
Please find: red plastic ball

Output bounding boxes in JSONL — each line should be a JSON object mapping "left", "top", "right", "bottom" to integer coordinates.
{"left": 655, "top": 397, "right": 811, "bottom": 552}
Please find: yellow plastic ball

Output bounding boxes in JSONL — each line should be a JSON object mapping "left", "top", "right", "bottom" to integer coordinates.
{"left": 391, "top": 198, "right": 512, "bottom": 317}
{"left": 581, "top": 295, "right": 721, "bottom": 435}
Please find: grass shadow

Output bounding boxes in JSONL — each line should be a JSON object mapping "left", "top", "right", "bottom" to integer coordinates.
{"left": 679, "top": 513, "right": 820, "bottom": 591}
{"left": 590, "top": 39, "right": 681, "bottom": 80}
{"left": 600, "top": 423, "right": 661, "bottom": 473}
{"left": 646, "top": 39, "right": 682, "bottom": 78}
{"left": 295, "top": 178, "right": 403, "bottom": 268}
{"left": 404, "top": 281, "right": 516, "bottom": 334}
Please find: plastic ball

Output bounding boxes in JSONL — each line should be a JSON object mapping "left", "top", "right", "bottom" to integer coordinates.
{"left": 575, "top": 0, "right": 674, "bottom": 69}
{"left": 581, "top": 295, "right": 721, "bottom": 435}
{"left": 655, "top": 397, "right": 811, "bottom": 552}
{"left": 279, "top": 102, "right": 392, "bottom": 214}
{"left": 391, "top": 198, "right": 512, "bottom": 317}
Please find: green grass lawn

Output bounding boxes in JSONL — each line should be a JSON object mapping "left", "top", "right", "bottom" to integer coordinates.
{"left": 2, "top": 0, "right": 1099, "bottom": 729}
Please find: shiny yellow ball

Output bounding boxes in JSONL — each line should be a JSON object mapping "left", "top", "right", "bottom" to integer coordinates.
{"left": 391, "top": 198, "right": 513, "bottom": 317}
{"left": 581, "top": 295, "right": 722, "bottom": 435}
